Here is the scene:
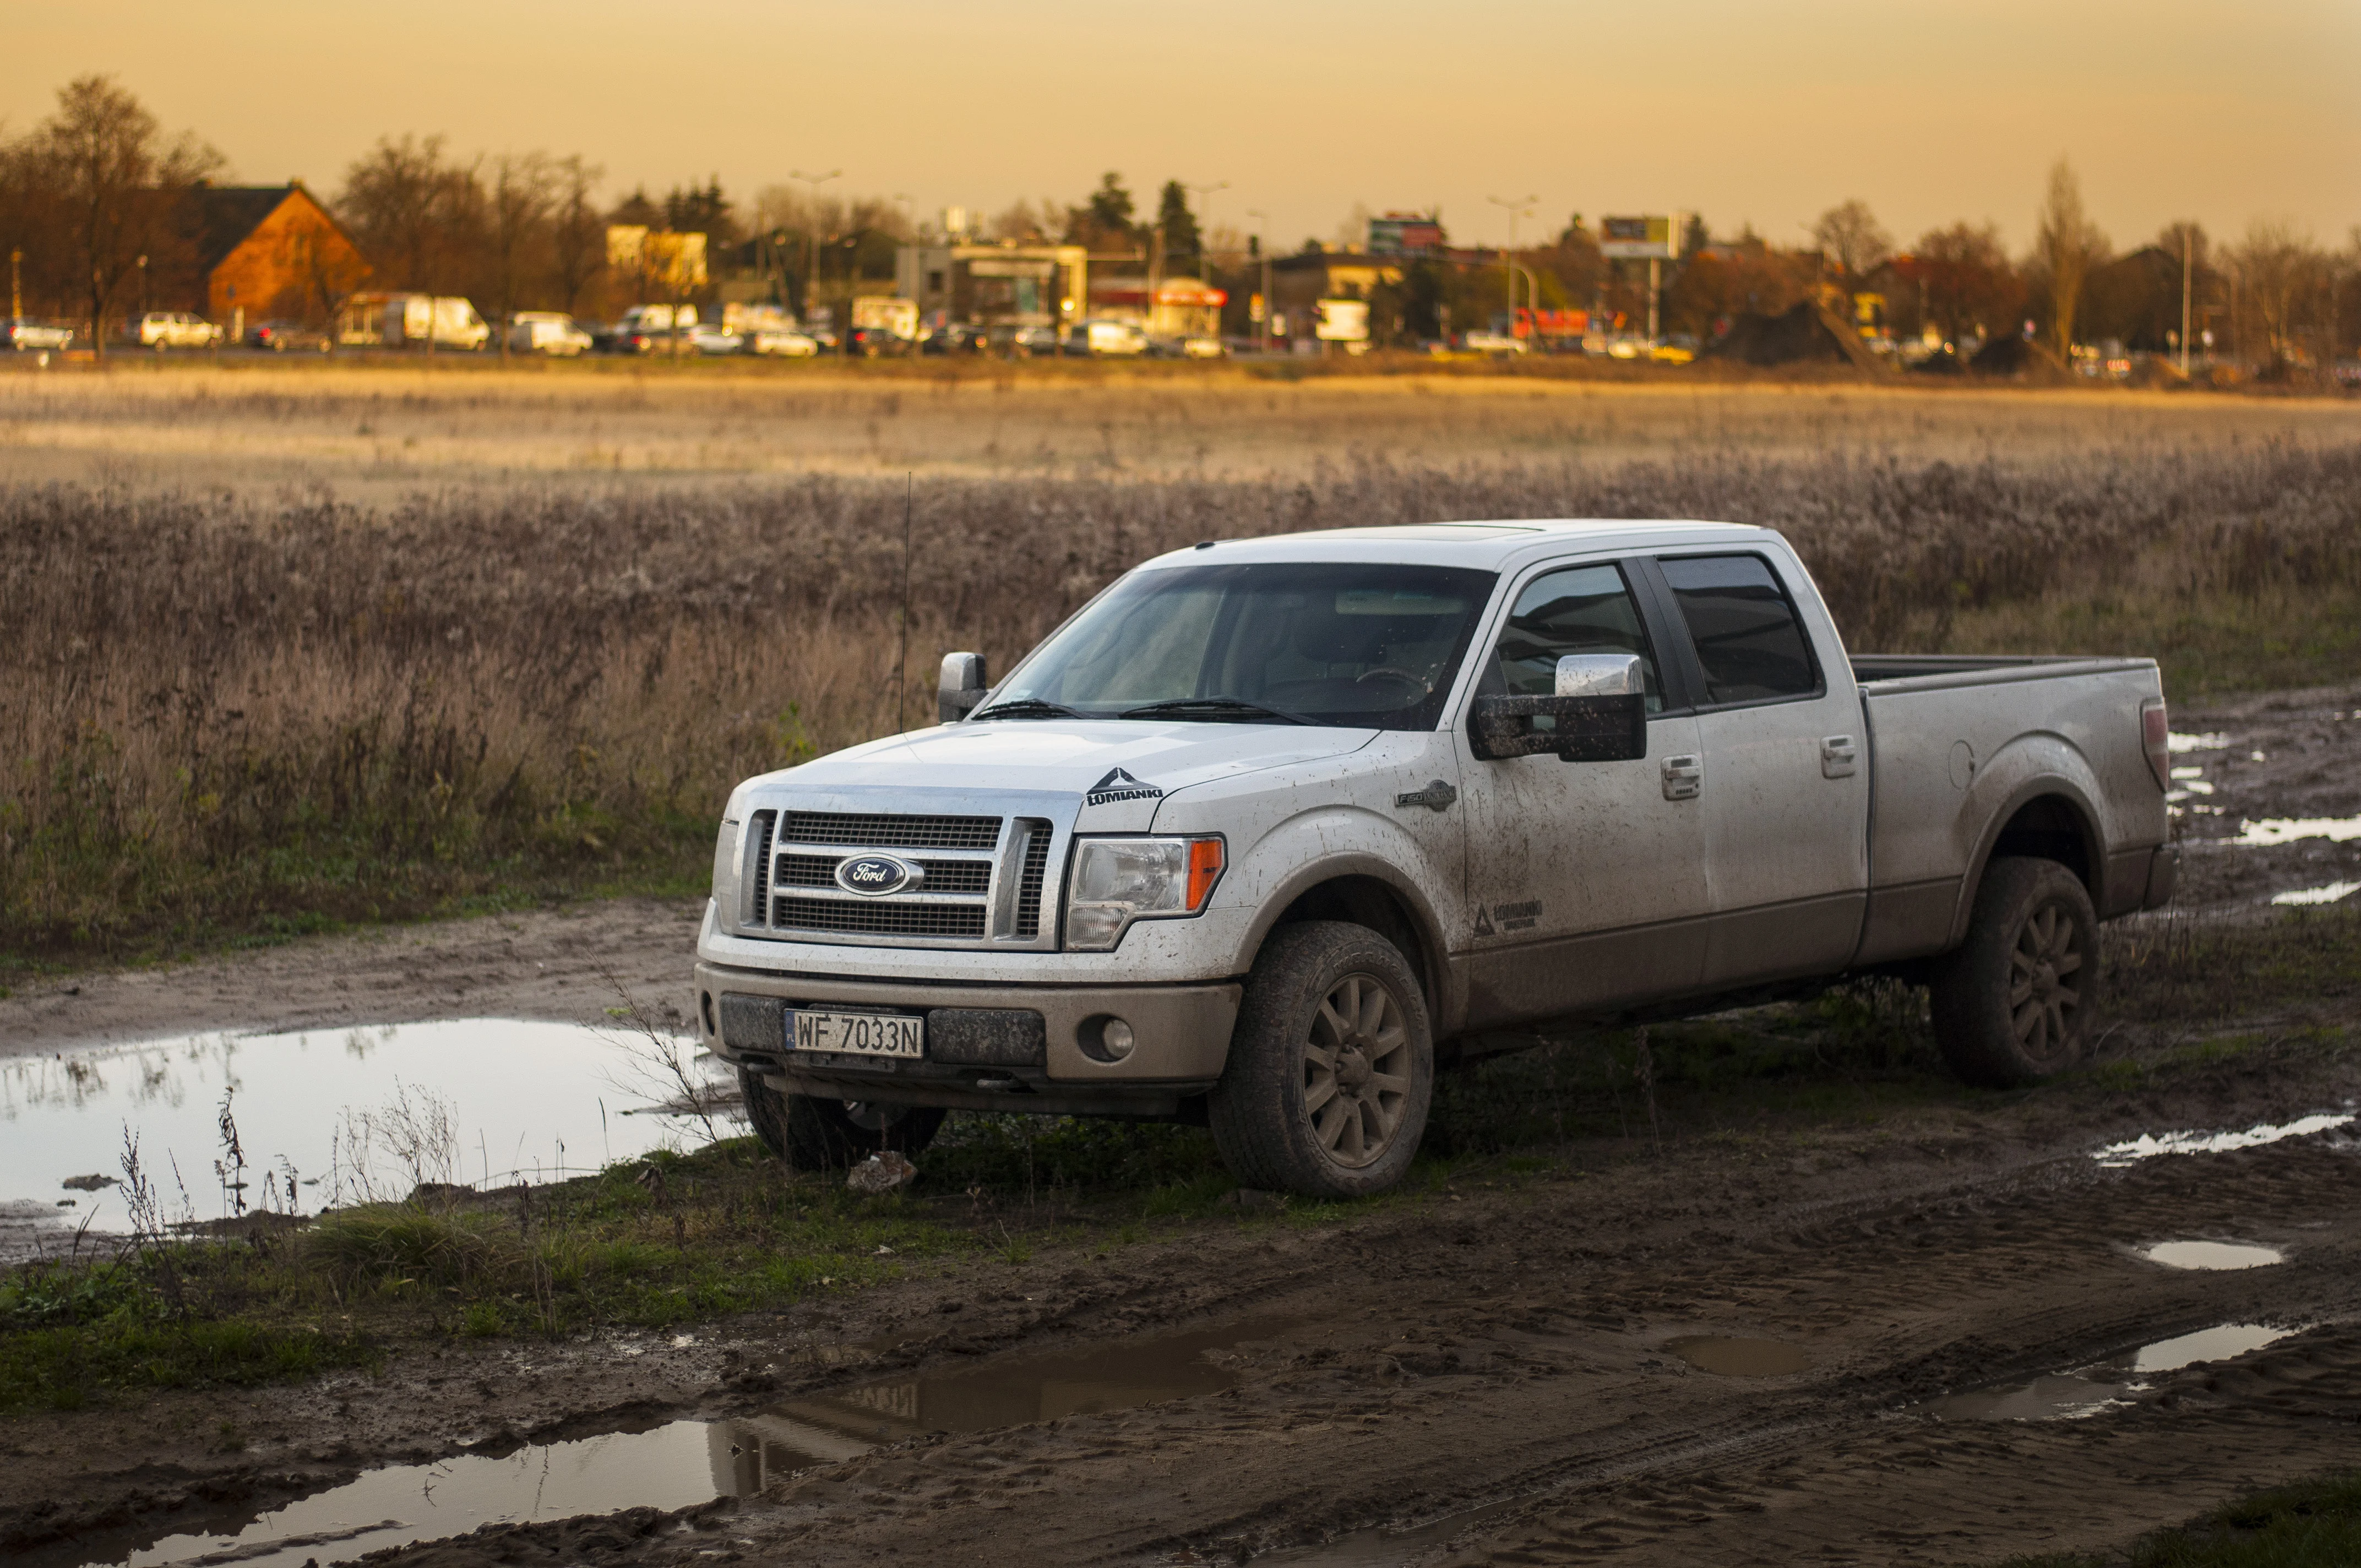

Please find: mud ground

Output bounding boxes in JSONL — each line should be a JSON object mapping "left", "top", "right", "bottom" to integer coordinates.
{"left": 4, "top": 683, "right": 2359, "bottom": 1566}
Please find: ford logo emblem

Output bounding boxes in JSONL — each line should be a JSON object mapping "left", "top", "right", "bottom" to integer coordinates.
{"left": 835, "top": 853, "right": 918, "bottom": 897}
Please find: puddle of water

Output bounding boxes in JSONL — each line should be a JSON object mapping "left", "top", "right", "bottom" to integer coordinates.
{"left": 2273, "top": 880, "right": 2361, "bottom": 907}
{"left": 2168, "top": 732, "right": 2230, "bottom": 753}
{"left": 49, "top": 1316, "right": 1293, "bottom": 1568}
{"left": 2141, "top": 1239, "right": 2283, "bottom": 1271}
{"left": 1663, "top": 1335, "right": 1811, "bottom": 1377}
{"left": 1927, "top": 1322, "right": 2298, "bottom": 1423}
{"left": 2231, "top": 816, "right": 2361, "bottom": 847}
{"left": 0, "top": 1020, "right": 729, "bottom": 1246}
{"left": 2093, "top": 1112, "right": 2355, "bottom": 1167}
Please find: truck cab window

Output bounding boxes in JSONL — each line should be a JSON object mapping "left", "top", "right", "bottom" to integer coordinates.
{"left": 1486, "top": 564, "right": 1662, "bottom": 713}
{"left": 1657, "top": 554, "right": 1819, "bottom": 705}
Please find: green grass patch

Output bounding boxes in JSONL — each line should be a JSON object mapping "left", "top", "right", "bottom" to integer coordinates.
{"left": 1996, "top": 1469, "right": 2361, "bottom": 1567}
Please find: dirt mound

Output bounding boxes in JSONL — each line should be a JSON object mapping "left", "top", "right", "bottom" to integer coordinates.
{"left": 1970, "top": 335, "right": 2076, "bottom": 384}
{"left": 1706, "top": 301, "right": 1882, "bottom": 373}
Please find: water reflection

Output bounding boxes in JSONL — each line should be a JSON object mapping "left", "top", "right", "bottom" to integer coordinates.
{"left": 1, "top": 1020, "right": 726, "bottom": 1248}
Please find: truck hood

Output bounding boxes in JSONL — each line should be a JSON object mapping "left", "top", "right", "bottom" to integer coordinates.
{"left": 740, "top": 720, "right": 1377, "bottom": 827}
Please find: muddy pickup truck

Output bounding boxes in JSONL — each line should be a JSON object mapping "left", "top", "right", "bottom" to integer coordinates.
{"left": 694, "top": 520, "right": 2177, "bottom": 1196}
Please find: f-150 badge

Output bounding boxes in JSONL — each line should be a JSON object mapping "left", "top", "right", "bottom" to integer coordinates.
{"left": 1086, "top": 768, "right": 1163, "bottom": 807}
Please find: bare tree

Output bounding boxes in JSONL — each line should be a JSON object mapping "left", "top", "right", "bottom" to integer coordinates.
{"left": 340, "top": 133, "right": 462, "bottom": 292}
{"left": 25, "top": 76, "right": 219, "bottom": 357}
{"left": 2225, "top": 219, "right": 2325, "bottom": 373}
{"left": 1912, "top": 221, "right": 2022, "bottom": 345}
{"left": 2033, "top": 158, "right": 2108, "bottom": 358}
{"left": 1812, "top": 198, "right": 1892, "bottom": 281}
{"left": 548, "top": 154, "right": 606, "bottom": 315}
{"left": 487, "top": 151, "right": 556, "bottom": 356}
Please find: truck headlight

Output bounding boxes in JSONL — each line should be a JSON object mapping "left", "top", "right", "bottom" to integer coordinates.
{"left": 1064, "top": 836, "right": 1224, "bottom": 951}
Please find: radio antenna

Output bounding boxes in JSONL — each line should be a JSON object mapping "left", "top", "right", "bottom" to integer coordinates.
{"left": 896, "top": 472, "right": 914, "bottom": 729}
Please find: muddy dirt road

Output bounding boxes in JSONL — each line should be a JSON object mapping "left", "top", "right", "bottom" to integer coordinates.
{"left": 5, "top": 684, "right": 2360, "bottom": 1567}
{"left": 8, "top": 1058, "right": 2355, "bottom": 1568}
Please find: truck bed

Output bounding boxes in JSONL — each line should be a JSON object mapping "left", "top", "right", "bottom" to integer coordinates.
{"left": 1852, "top": 652, "right": 2168, "bottom": 965}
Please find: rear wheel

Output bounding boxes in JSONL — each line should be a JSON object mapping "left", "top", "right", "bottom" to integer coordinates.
{"left": 1930, "top": 856, "right": 2099, "bottom": 1087}
{"left": 738, "top": 1067, "right": 944, "bottom": 1169}
{"left": 1209, "top": 921, "right": 1433, "bottom": 1199}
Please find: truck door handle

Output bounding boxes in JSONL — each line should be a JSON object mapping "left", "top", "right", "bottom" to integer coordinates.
{"left": 1821, "top": 735, "right": 1859, "bottom": 778}
{"left": 1661, "top": 754, "right": 1702, "bottom": 801}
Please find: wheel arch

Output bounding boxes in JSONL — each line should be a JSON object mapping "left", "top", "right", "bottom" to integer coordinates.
{"left": 1230, "top": 857, "right": 1461, "bottom": 1035}
{"left": 1949, "top": 777, "right": 2107, "bottom": 950}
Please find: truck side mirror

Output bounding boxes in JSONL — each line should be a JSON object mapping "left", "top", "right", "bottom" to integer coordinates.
{"left": 938, "top": 652, "right": 988, "bottom": 724}
{"left": 1468, "top": 654, "right": 1647, "bottom": 763}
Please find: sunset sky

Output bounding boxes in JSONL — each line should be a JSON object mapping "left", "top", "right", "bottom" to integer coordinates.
{"left": 8, "top": 0, "right": 2355, "bottom": 255}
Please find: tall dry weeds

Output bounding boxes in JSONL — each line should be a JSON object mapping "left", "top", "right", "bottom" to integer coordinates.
{"left": 4, "top": 443, "right": 2358, "bottom": 954}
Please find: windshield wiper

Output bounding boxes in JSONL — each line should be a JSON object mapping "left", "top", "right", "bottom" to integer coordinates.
{"left": 1119, "top": 696, "right": 1311, "bottom": 726}
{"left": 970, "top": 697, "right": 1086, "bottom": 721}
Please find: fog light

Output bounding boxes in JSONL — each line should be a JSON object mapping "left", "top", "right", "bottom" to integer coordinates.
{"left": 1100, "top": 1018, "right": 1135, "bottom": 1061}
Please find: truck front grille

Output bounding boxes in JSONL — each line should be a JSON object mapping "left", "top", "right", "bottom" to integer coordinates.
{"left": 771, "top": 896, "right": 988, "bottom": 939}
{"left": 780, "top": 812, "right": 1001, "bottom": 851}
{"left": 733, "top": 802, "right": 1061, "bottom": 949}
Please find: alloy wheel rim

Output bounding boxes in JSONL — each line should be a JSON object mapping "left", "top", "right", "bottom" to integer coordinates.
{"left": 1302, "top": 972, "right": 1412, "bottom": 1169}
{"left": 2007, "top": 902, "right": 2085, "bottom": 1065}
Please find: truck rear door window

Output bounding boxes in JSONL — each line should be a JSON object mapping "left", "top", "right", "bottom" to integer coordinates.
{"left": 1657, "top": 554, "right": 1819, "bottom": 705}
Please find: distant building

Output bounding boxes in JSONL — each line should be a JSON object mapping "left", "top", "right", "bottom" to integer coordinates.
{"left": 1266, "top": 251, "right": 1402, "bottom": 339}
{"left": 1086, "top": 275, "right": 1227, "bottom": 338}
{"left": 186, "top": 184, "right": 369, "bottom": 328}
{"left": 896, "top": 242, "right": 1089, "bottom": 331}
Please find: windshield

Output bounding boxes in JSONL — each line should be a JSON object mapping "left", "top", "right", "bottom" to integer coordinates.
{"left": 987, "top": 560, "right": 1497, "bottom": 729}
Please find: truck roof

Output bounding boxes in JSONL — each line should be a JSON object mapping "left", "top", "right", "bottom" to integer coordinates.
{"left": 1140, "top": 519, "right": 1774, "bottom": 574}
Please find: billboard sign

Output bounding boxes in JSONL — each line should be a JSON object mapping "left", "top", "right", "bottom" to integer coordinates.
{"left": 1368, "top": 213, "right": 1445, "bottom": 256}
{"left": 1315, "top": 299, "right": 1369, "bottom": 341}
{"left": 1598, "top": 215, "right": 1681, "bottom": 260}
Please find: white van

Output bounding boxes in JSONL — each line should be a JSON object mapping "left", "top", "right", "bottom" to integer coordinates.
{"left": 1069, "top": 319, "right": 1149, "bottom": 356}
{"left": 509, "top": 312, "right": 592, "bottom": 356}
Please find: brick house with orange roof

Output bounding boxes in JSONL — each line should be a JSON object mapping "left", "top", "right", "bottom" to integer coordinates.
{"left": 185, "top": 183, "right": 371, "bottom": 330}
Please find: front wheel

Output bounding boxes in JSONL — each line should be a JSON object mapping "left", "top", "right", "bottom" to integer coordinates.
{"left": 739, "top": 1067, "right": 944, "bottom": 1169}
{"left": 1209, "top": 921, "right": 1433, "bottom": 1199}
{"left": 1930, "top": 856, "right": 2099, "bottom": 1087}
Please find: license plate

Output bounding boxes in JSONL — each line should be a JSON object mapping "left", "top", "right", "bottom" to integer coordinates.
{"left": 786, "top": 1009, "right": 925, "bottom": 1059}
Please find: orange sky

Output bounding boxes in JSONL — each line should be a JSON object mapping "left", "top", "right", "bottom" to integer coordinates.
{"left": 8, "top": 0, "right": 2355, "bottom": 255}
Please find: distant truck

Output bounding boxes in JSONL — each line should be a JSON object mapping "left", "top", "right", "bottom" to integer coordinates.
{"left": 609, "top": 303, "right": 699, "bottom": 353}
{"left": 337, "top": 293, "right": 491, "bottom": 351}
{"left": 695, "top": 520, "right": 2177, "bottom": 1197}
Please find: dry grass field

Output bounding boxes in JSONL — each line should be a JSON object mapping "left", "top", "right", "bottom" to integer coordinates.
{"left": 3, "top": 361, "right": 2358, "bottom": 960}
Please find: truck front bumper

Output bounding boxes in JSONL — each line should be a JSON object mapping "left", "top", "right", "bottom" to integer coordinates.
{"left": 692, "top": 961, "right": 1241, "bottom": 1119}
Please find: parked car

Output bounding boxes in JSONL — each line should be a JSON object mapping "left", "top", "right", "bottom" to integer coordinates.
{"left": 997, "top": 325, "right": 1062, "bottom": 357}
{"left": 688, "top": 322, "right": 744, "bottom": 356}
{"left": 247, "top": 320, "right": 332, "bottom": 353}
{"left": 742, "top": 327, "right": 820, "bottom": 358}
{"left": 137, "top": 312, "right": 222, "bottom": 350}
{"left": 1460, "top": 331, "right": 1527, "bottom": 355}
{"left": 509, "top": 312, "right": 592, "bottom": 356}
{"left": 696, "top": 519, "right": 2175, "bottom": 1197}
{"left": 1068, "top": 318, "right": 1149, "bottom": 356}
{"left": 844, "top": 326, "right": 912, "bottom": 358}
{"left": 2, "top": 318, "right": 74, "bottom": 351}
{"left": 922, "top": 323, "right": 992, "bottom": 356}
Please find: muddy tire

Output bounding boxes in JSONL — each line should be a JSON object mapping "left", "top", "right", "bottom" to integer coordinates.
{"left": 738, "top": 1068, "right": 943, "bottom": 1169}
{"left": 1930, "top": 856, "right": 2099, "bottom": 1087}
{"left": 1209, "top": 921, "right": 1433, "bottom": 1199}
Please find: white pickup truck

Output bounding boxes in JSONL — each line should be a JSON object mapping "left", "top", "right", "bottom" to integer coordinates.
{"left": 694, "top": 520, "right": 2177, "bottom": 1196}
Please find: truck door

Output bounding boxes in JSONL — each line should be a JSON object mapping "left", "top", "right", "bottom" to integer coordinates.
{"left": 1640, "top": 550, "right": 1869, "bottom": 988}
{"left": 1454, "top": 560, "right": 1709, "bottom": 1028}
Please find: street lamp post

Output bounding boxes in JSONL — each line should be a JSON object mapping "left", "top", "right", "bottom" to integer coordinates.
{"left": 1487, "top": 194, "right": 1536, "bottom": 342}
{"left": 9, "top": 248, "right": 20, "bottom": 323}
{"left": 790, "top": 168, "right": 841, "bottom": 331}
{"left": 1246, "top": 209, "right": 1270, "bottom": 353}
{"left": 1183, "top": 181, "right": 1228, "bottom": 280}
